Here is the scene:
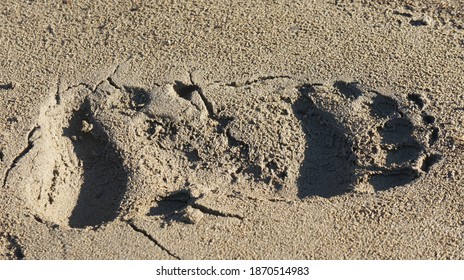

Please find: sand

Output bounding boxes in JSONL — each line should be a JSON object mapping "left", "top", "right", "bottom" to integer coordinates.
{"left": 0, "top": 0, "right": 463, "bottom": 259}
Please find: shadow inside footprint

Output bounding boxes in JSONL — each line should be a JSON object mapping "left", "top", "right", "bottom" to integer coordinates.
{"left": 369, "top": 169, "right": 418, "bottom": 191}
{"left": 148, "top": 191, "right": 191, "bottom": 216}
{"left": 371, "top": 94, "right": 398, "bottom": 118}
{"left": 385, "top": 144, "right": 422, "bottom": 166}
{"left": 64, "top": 101, "right": 128, "bottom": 228}
{"left": 292, "top": 95, "right": 356, "bottom": 198}
{"left": 123, "top": 86, "right": 150, "bottom": 111}
{"left": 173, "top": 81, "right": 201, "bottom": 100}
{"left": 333, "top": 81, "right": 363, "bottom": 99}
{"left": 148, "top": 191, "right": 193, "bottom": 224}
{"left": 379, "top": 118, "right": 414, "bottom": 145}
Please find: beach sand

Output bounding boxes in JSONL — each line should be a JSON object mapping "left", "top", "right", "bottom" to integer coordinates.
{"left": 0, "top": 0, "right": 463, "bottom": 259}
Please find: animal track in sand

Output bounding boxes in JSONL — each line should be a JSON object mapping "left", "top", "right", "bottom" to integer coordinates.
{"left": 3, "top": 73, "right": 441, "bottom": 227}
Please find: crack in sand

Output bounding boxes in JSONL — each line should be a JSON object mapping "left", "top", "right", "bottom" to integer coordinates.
{"left": 2, "top": 126, "right": 40, "bottom": 189}
{"left": 103, "top": 57, "right": 137, "bottom": 91}
{"left": 190, "top": 202, "right": 244, "bottom": 220}
{"left": 225, "top": 75, "right": 293, "bottom": 87}
{"left": 30, "top": 213, "right": 60, "bottom": 230}
{"left": 126, "top": 221, "right": 181, "bottom": 260}
{"left": 152, "top": 191, "right": 244, "bottom": 221}
{"left": 230, "top": 194, "right": 293, "bottom": 204}
{"left": 189, "top": 72, "right": 215, "bottom": 118}
{"left": 107, "top": 77, "right": 122, "bottom": 91}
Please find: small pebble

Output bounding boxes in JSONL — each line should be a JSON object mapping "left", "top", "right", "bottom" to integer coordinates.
{"left": 81, "top": 120, "right": 93, "bottom": 133}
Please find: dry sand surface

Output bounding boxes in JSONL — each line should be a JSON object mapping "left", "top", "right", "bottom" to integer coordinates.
{"left": 0, "top": 0, "right": 463, "bottom": 259}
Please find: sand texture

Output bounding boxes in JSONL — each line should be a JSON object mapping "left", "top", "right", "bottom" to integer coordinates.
{"left": 0, "top": 0, "right": 463, "bottom": 259}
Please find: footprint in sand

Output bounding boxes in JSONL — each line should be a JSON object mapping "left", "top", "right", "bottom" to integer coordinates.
{"left": 3, "top": 73, "right": 441, "bottom": 228}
